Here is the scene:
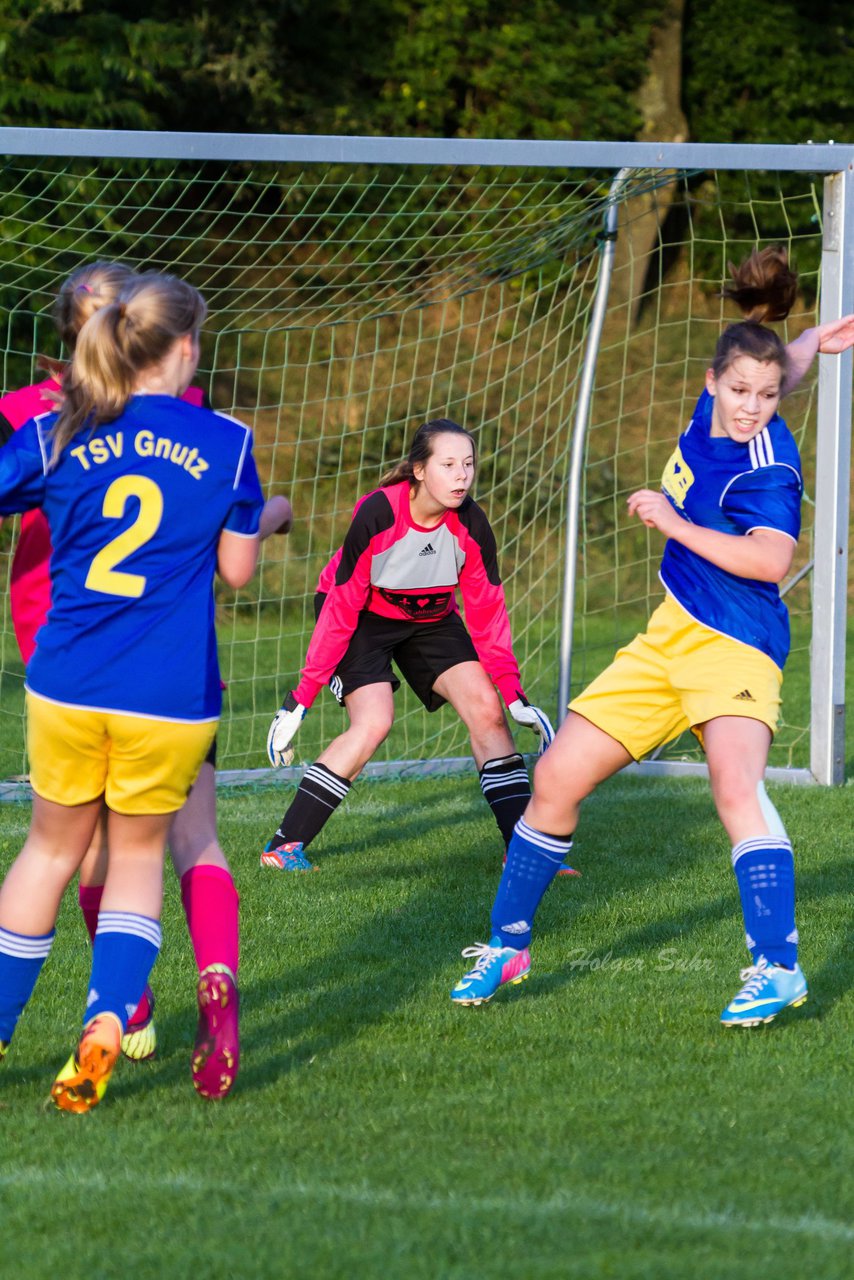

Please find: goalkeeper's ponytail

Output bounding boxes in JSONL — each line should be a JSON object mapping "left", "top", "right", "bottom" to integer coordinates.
{"left": 49, "top": 272, "right": 206, "bottom": 466}
{"left": 380, "top": 417, "right": 476, "bottom": 488}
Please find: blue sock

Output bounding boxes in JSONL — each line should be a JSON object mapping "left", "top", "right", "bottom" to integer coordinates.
{"left": 491, "top": 818, "right": 573, "bottom": 950}
{"left": 86, "top": 912, "right": 161, "bottom": 1030}
{"left": 0, "top": 926, "right": 54, "bottom": 1043}
{"left": 732, "top": 838, "right": 797, "bottom": 968}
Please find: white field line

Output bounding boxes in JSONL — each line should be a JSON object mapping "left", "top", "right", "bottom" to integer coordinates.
{"left": 0, "top": 1169, "right": 851, "bottom": 1242}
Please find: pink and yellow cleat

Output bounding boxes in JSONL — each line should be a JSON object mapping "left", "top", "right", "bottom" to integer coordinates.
{"left": 121, "top": 986, "right": 157, "bottom": 1061}
{"left": 451, "top": 937, "right": 532, "bottom": 1006}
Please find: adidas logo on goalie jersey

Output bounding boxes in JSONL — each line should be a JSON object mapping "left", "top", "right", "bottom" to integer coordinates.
{"left": 733, "top": 689, "right": 756, "bottom": 702}
{"left": 418, "top": 543, "right": 436, "bottom": 556}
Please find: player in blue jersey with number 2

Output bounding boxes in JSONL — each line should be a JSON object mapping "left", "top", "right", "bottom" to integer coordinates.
{"left": 0, "top": 271, "right": 264, "bottom": 1111}
{"left": 451, "top": 247, "right": 854, "bottom": 1026}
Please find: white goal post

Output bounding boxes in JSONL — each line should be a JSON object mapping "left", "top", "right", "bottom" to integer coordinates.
{"left": 0, "top": 130, "right": 850, "bottom": 789}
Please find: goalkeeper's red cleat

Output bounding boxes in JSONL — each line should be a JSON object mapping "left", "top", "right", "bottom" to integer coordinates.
{"left": 51, "top": 1013, "right": 122, "bottom": 1114}
{"left": 192, "top": 965, "right": 239, "bottom": 1100}
{"left": 261, "top": 839, "right": 316, "bottom": 871}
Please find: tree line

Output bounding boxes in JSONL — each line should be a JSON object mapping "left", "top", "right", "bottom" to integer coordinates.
{"left": 1, "top": 0, "right": 851, "bottom": 146}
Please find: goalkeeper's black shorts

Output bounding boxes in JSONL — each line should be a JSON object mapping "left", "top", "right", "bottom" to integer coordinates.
{"left": 314, "top": 592, "right": 478, "bottom": 712}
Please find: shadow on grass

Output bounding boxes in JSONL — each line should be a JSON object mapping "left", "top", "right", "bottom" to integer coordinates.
{"left": 31, "top": 788, "right": 851, "bottom": 1104}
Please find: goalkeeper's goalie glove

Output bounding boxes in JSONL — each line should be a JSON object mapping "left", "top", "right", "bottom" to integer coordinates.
{"left": 266, "top": 692, "right": 307, "bottom": 767}
{"left": 508, "top": 696, "right": 555, "bottom": 755}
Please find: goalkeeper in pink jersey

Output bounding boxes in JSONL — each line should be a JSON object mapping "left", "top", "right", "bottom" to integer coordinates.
{"left": 263, "top": 418, "right": 574, "bottom": 873}
{"left": 0, "top": 262, "right": 292, "bottom": 1095}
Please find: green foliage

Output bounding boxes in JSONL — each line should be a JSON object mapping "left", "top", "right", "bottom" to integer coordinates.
{"left": 1, "top": 1, "right": 852, "bottom": 148}
{"left": 0, "top": 0, "right": 192, "bottom": 128}
{"left": 369, "top": 0, "right": 662, "bottom": 141}
{"left": 683, "top": 0, "right": 853, "bottom": 145}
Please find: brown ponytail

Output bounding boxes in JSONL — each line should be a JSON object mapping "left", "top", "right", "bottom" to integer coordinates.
{"left": 713, "top": 247, "right": 797, "bottom": 378}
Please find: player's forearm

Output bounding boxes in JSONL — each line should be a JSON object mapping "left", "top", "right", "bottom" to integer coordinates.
{"left": 666, "top": 522, "right": 793, "bottom": 583}
{"left": 782, "top": 314, "right": 854, "bottom": 395}
{"left": 782, "top": 328, "right": 820, "bottom": 397}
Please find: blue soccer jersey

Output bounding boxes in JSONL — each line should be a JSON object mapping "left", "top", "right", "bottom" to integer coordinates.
{"left": 658, "top": 388, "right": 802, "bottom": 670}
{"left": 0, "top": 395, "right": 263, "bottom": 720}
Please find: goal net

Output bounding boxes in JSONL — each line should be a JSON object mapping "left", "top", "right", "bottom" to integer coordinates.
{"left": 0, "top": 139, "right": 847, "bottom": 785}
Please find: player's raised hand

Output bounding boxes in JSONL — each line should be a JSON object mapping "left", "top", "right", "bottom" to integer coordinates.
{"left": 627, "top": 488, "right": 682, "bottom": 535}
{"left": 815, "top": 313, "right": 854, "bottom": 355}
{"left": 266, "top": 692, "right": 307, "bottom": 767}
{"left": 508, "top": 697, "right": 555, "bottom": 754}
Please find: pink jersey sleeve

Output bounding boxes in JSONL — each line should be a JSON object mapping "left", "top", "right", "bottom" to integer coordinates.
{"left": 0, "top": 380, "right": 61, "bottom": 663}
{"left": 455, "top": 503, "right": 524, "bottom": 706}
{"left": 293, "top": 490, "right": 395, "bottom": 707}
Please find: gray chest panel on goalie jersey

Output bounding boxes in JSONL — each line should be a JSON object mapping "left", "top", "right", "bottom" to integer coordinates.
{"left": 371, "top": 524, "right": 465, "bottom": 588}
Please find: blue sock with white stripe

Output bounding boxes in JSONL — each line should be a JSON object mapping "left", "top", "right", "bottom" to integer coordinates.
{"left": 490, "top": 818, "right": 574, "bottom": 950}
{"left": 732, "top": 838, "right": 797, "bottom": 968}
{"left": 0, "top": 926, "right": 55, "bottom": 1043}
{"left": 86, "top": 912, "right": 161, "bottom": 1030}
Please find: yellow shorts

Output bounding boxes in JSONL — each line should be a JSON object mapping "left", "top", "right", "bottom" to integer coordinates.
{"left": 26, "top": 692, "right": 218, "bottom": 815}
{"left": 569, "top": 595, "right": 783, "bottom": 761}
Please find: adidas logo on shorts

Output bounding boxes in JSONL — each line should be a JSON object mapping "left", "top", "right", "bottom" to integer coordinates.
{"left": 733, "top": 689, "right": 756, "bottom": 702}
{"left": 418, "top": 542, "right": 436, "bottom": 556}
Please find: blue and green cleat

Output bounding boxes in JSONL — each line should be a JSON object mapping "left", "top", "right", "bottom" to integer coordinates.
{"left": 720, "top": 957, "right": 808, "bottom": 1028}
{"left": 451, "top": 936, "right": 531, "bottom": 1006}
{"left": 260, "top": 839, "right": 317, "bottom": 871}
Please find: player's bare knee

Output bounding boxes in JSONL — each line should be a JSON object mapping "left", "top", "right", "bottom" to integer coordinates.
{"left": 532, "top": 750, "right": 561, "bottom": 798}
{"left": 710, "top": 765, "right": 756, "bottom": 814}
{"left": 358, "top": 714, "right": 394, "bottom": 754}
{"left": 533, "top": 750, "right": 590, "bottom": 806}
{"left": 464, "top": 684, "right": 505, "bottom": 734}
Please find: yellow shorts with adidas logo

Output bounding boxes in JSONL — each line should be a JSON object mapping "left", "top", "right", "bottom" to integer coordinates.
{"left": 26, "top": 691, "right": 217, "bottom": 815}
{"left": 569, "top": 595, "right": 782, "bottom": 760}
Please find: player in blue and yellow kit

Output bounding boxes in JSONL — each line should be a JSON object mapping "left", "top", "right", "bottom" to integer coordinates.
{"left": 0, "top": 272, "right": 263, "bottom": 1111}
{"left": 451, "top": 247, "right": 854, "bottom": 1025}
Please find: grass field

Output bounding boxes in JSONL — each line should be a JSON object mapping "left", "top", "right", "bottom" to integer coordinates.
{"left": 0, "top": 772, "right": 851, "bottom": 1278}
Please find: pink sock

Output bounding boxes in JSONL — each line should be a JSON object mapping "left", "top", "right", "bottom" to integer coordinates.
{"left": 180, "top": 865, "right": 239, "bottom": 976}
{"left": 78, "top": 884, "right": 104, "bottom": 943}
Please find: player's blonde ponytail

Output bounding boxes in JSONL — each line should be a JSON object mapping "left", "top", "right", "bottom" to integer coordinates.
{"left": 53, "top": 262, "right": 136, "bottom": 352}
{"left": 37, "top": 261, "right": 135, "bottom": 383}
{"left": 49, "top": 272, "right": 206, "bottom": 465}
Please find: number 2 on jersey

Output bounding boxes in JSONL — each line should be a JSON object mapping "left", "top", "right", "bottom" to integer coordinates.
{"left": 85, "top": 475, "right": 164, "bottom": 598}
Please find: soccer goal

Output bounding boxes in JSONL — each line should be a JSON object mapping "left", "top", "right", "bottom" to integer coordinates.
{"left": 0, "top": 131, "right": 850, "bottom": 789}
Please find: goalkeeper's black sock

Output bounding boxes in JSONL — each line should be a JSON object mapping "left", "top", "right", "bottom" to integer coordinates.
{"left": 479, "top": 753, "right": 531, "bottom": 849}
{"left": 271, "top": 761, "right": 351, "bottom": 849}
